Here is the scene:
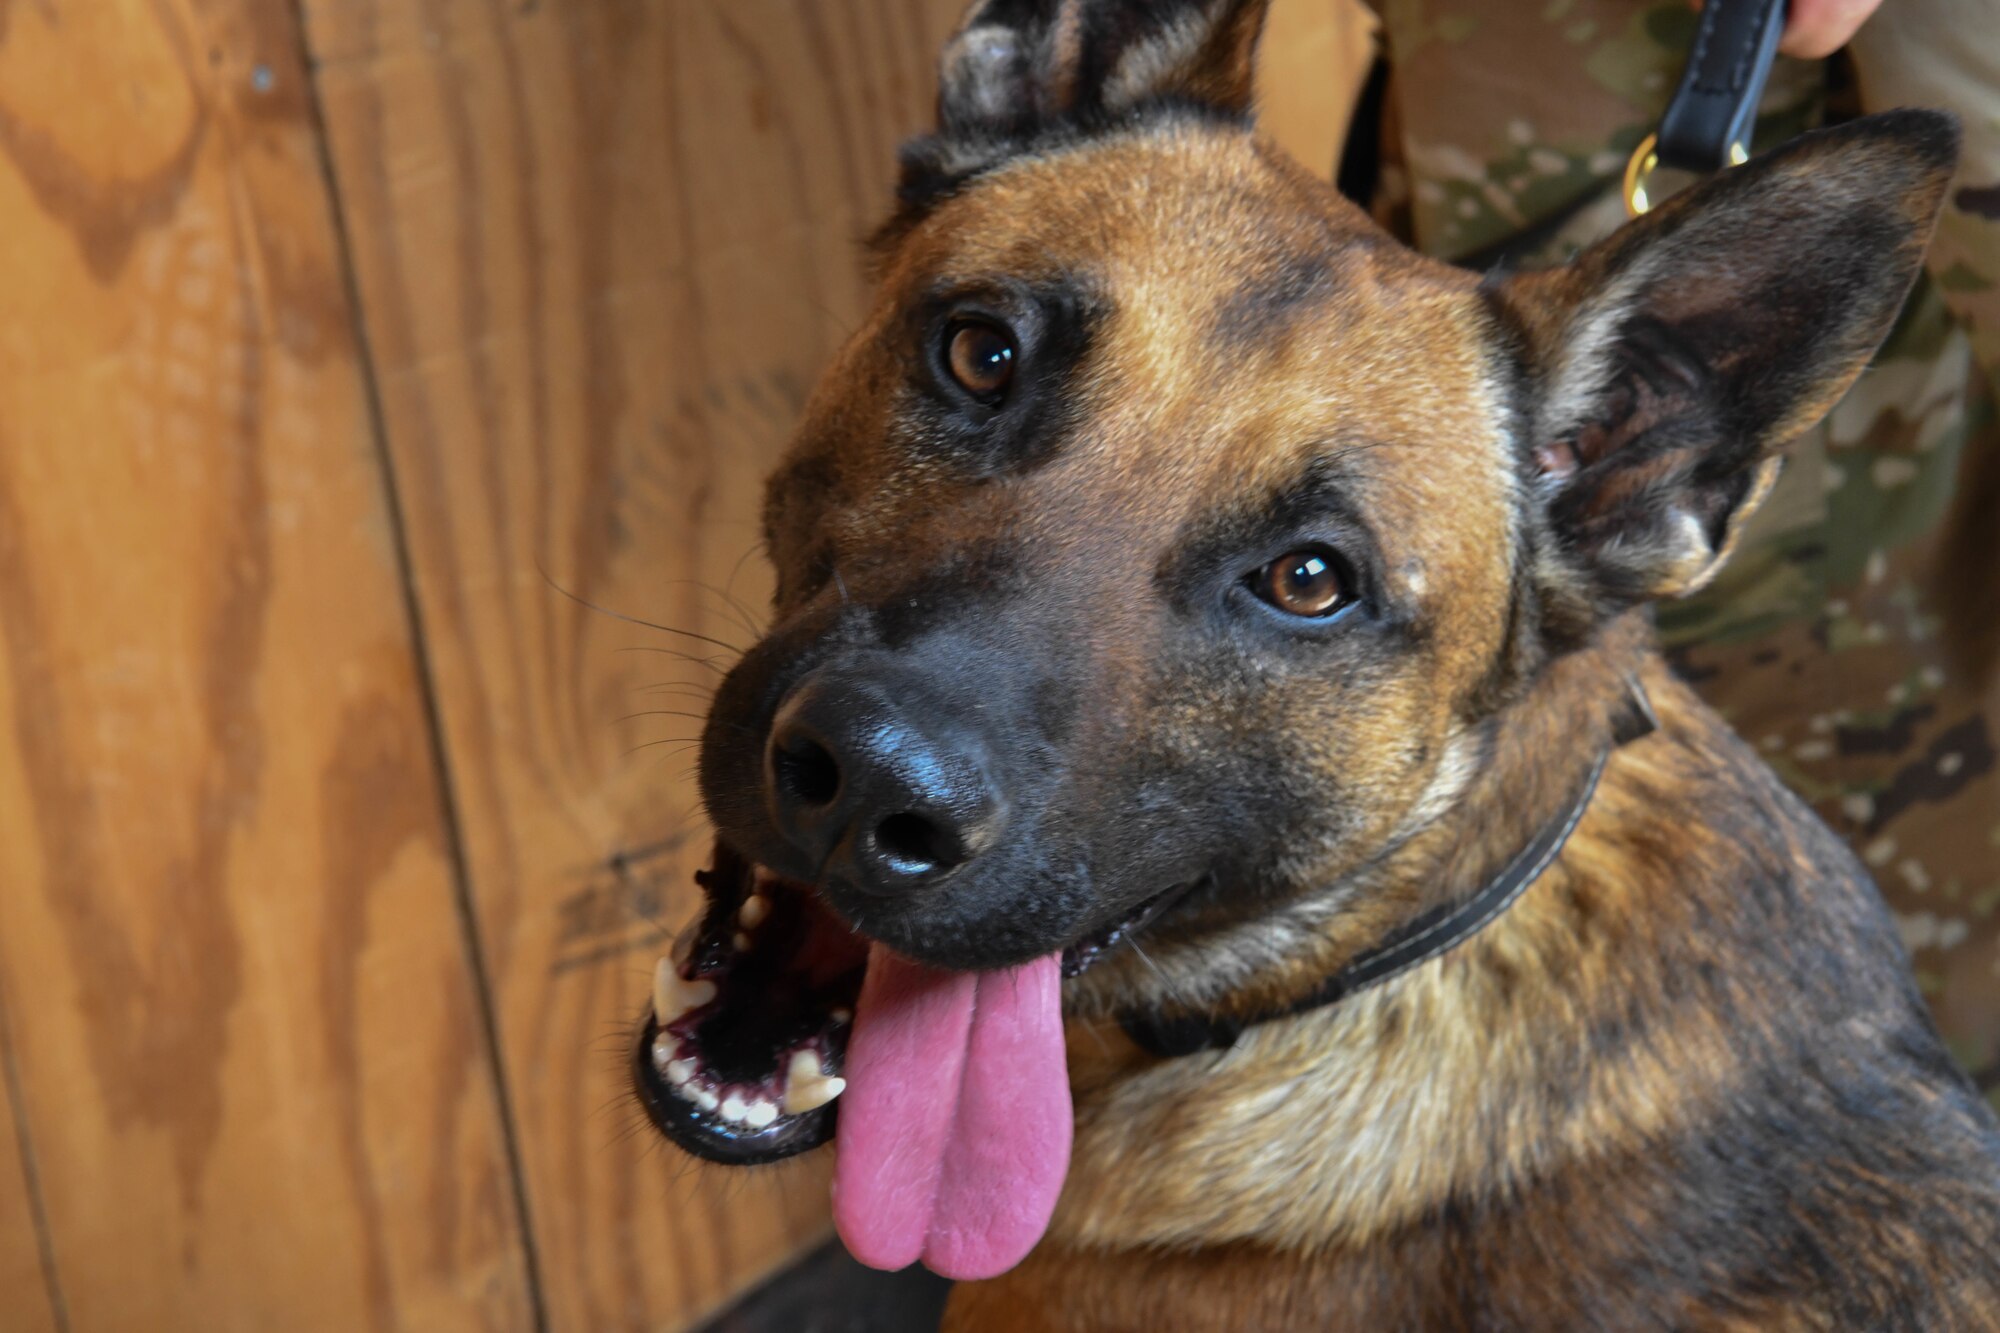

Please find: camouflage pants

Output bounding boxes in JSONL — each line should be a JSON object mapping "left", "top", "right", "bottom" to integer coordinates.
{"left": 1364, "top": 0, "right": 2000, "bottom": 1105}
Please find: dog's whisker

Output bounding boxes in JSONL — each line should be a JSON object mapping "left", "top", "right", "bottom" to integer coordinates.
{"left": 614, "top": 646, "right": 730, "bottom": 675}
{"left": 1127, "top": 939, "right": 1193, "bottom": 1012}
{"left": 622, "top": 738, "right": 705, "bottom": 760}
{"left": 644, "top": 576, "right": 768, "bottom": 642}
{"left": 724, "top": 540, "right": 767, "bottom": 608}
{"left": 633, "top": 685, "right": 720, "bottom": 705}
{"left": 612, "top": 709, "right": 757, "bottom": 738}
{"left": 538, "top": 563, "right": 749, "bottom": 657}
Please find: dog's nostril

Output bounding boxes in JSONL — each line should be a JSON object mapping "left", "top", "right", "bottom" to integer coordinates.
{"left": 773, "top": 735, "right": 841, "bottom": 808}
{"left": 873, "top": 811, "right": 964, "bottom": 873}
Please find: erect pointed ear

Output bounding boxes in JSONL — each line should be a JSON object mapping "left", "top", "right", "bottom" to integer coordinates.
{"left": 934, "top": 0, "right": 1271, "bottom": 138}
{"left": 1491, "top": 110, "right": 1958, "bottom": 611}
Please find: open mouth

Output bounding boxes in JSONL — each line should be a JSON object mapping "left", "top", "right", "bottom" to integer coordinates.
{"left": 631, "top": 841, "right": 1198, "bottom": 1167}
{"left": 631, "top": 843, "right": 866, "bottom": 1164}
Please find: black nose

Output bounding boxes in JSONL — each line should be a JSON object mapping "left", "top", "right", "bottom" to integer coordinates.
{"left": 765, "top": 667, "right": 1006, "bottom": 896}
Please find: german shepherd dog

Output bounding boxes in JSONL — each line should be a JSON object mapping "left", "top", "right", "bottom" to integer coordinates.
{"left": 631, "top": 1, "right": 2000, "bottom": 1325}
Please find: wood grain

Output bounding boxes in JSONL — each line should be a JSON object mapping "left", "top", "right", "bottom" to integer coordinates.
{"left": 0, "top": 0, "right": 533, "bottom": 1328}
{"left": 299, "top": 0, "right": 1373, "bottom": 1328}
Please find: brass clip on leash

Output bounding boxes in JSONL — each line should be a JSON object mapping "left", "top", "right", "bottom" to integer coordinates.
{"left": 1624, "top": 0, "right": 1788, "bottom": 215}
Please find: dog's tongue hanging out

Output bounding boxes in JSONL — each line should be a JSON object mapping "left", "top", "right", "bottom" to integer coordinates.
{"left": 832, "top": 943, "right": 1072, "bottom": 1279}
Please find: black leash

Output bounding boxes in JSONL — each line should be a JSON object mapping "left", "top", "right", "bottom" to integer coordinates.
{"left": 1658, "top": 0, "right": 1789, "bottom": 172}
{"left": 1455, "top": 0, "right": 1789, "bottom": 272}
{"left": 1117, "top": 681, "right": 1659, "bottom": 1059}
{"left": 1623, "top": 0, "right": 1789, "bottom": 215}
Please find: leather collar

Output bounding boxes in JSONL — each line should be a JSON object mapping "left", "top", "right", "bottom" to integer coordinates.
{"left": 1118, "top": 680, "right": 1658, "bottom": 1059}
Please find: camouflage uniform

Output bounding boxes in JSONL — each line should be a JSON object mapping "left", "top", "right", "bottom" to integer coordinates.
{"left": 1362, "top": 0, "right": 2000, "bottom": 1106}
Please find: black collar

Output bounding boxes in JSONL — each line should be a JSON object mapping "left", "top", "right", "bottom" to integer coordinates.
{"left": 1118, "top": 681, "right": 1658, "bottom": 1059}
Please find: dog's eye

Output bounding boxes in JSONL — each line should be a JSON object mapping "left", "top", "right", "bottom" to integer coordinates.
{"left": 1253, "top": 550, "right": 1350, "bottom": 618}
{"left": 944, "top": 320, "right": 1015, "bottom": 401}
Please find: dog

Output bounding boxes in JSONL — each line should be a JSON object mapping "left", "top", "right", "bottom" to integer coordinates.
{"left": 630, "top": 2, "right": 2000, "bottom": 1326}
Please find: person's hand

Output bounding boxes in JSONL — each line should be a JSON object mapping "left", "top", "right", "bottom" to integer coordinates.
{"left": 1778, "top": 0, "right": 1884, "bottom": 58}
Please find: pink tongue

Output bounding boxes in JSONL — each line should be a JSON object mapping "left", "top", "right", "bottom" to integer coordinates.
{"left": 831, "top": 943, "right": 1071, "bottom": 1280}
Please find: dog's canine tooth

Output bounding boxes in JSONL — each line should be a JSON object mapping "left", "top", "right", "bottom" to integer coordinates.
{"left": 744, "top": 1100, "right": 779, "bottom": 1129}
{"left": 652, "top": 958, "right": 717, "bottom": 1026}
{"left": 652, "top": 958, "right": 673, "bottom": 1023}
{"left": 784, "top": 1074, "right": 847, "bottom": 1115}
{"left": 720, "top": 1094, "right": 749, "bottom": 1123}
{"left": 732, "top": 931, "right": 752, "bottom": 952}
{"left": 738, "top": 894, "right": 769, "bottom": 929}
{"left": 783, "top": 1049, "right": 847, "bottom": 1114}
{"left": 830, "top": 1007, "right": 852, "bottom": 1024}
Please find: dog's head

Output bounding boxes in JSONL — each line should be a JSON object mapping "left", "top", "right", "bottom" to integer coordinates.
{"left": 635, "top": 0, "right": 1954, "bottom": 1276}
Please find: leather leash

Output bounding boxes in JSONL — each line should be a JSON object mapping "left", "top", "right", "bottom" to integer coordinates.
{"left": 1625, "top": 0, "right": 1789, "bottom": 214}
{"left": 1458, "top": 0, "right": 1790, "bottom": 271}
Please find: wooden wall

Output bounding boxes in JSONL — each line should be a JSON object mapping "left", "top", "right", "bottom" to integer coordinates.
{"left": 0, "top": 2, "right": 1370, "bottom": 1329}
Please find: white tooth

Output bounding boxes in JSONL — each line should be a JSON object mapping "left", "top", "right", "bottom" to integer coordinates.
{"left": 693, "top": 1088, "right": 719, "bottom": 1113}
{"left": 830, "top": 1007, "right": 852, "bottom": 1024}
{"left": 782, "top": 1050, "right": 847, "bottom": 1115}
{"left": 744, "top": 1100, "right": 779, "bottom": 1129}
{"left": 738, "top": 894, "right": 769, "bottom": 929}
{"left": 784, "top": 1074, "right": 846, "bottom": 1115}
{"left": 653, "top": 958, "right": 675, "bottom": 1024}
{"left": 652, "top": 959, "right": 716, "bottom": 1025}
{"left": 666, "top": 1058, "right": 697, "bottom": 1085}
{"left": 720, "top": 1094, "right": 748, "bottom": 1123}
{"left": 670, "top": 1080, "right": 702, "bottom": 1105}
{"left": 650, "top": 1032, "right": 679, "bottom": 1069}
{"left": 732, "top": 931, "right": 752, "bottom": 952}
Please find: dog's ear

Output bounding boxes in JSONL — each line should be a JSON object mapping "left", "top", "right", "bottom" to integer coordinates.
{"left": 881, "top": 0, "right": 1271, "bottom": 243}
{"left": 933, "top": 0, "right": 1270, "bottom": 138}
{"left": 1493, "top": 111, "right": 1957, "bottom": 612}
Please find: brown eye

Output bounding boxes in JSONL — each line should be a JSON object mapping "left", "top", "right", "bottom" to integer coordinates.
{"left": 1256, "top": 550, "right": 1349, "bottom": 618}
{"left": 944, "top": 320, "right": 1015, "bottom": 400}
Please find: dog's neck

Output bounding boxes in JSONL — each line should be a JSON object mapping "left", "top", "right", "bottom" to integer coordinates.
{"left": 1117, "top": 655, "right": 1654, "bottom": 1059}
{"left": 1052, "top": 615, "right": 1846, "bottom": 1254}
{"left": 1069, "top": 611, "right": 1660, "bottom": 1032}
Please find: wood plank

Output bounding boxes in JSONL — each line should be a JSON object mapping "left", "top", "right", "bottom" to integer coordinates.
{"left": 0, "top": 1, "right": 534, "bottom": 1329}
{"left": 301, "top": 1, "right": 1375, "bottom": 1327}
